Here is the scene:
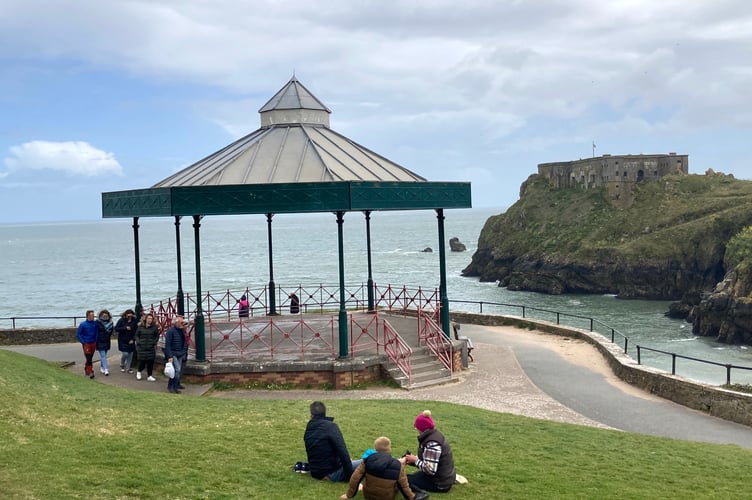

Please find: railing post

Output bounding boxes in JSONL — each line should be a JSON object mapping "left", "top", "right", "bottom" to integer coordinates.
{"left": 611, "top": 328, "right": 615, "bottom": 342}
{"left": 590, "top": 318, "right": 594, "bottom": 331}
{"left": 479, "top": 302, "right": 483, "bottom": 314}
{"left": 672, "top": 354, "right": 677, "bottom": 375}
{"left": 522, "top": 306, "right": 526, "bottom": 318}
{"left": 556, "top": 312, "right": 560, "bottom": 325}
{"left": 636, "top": 345, "right": 641, "bottom": 364}
{"left": 726, "top": 364, "right": 732, "bottom": 385}
{"left": 623, "top": 338, "right": 628, "bottom": 353}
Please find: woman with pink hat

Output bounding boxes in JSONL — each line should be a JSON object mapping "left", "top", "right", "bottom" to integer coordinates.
{"left": 403, "top": 410, "right": 456, "bottom": 493}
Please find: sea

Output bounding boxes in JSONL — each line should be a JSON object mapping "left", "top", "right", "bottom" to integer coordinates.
{"left": 2, "top": 207, "right": 751, "bottom": 385}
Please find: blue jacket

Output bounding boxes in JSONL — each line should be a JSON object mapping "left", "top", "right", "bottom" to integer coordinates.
{"left": 76, "top": 319, "right": 99, "bottom": 344}
{"left": 164, "top": 325, "right": 187, "bottom": 359}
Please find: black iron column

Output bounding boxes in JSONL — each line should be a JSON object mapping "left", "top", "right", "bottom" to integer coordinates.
{"left": 174, "top": 216, "right": 185, "bottom": 315}
{"left": 266, "top": 213, "right": 277, "bottom": 315}
{"left": 436, "top": 208, "right": 450, "bottom": 338}
{"left": 336, "top": 211, "right": 348, "bottom": 358}
{"left": 132, "top": 217, "right": 143, "bottom": 319}
{"left": 364, "top": 210, "right": 375, "bottom": 312}
{"left": 192, "top": 215, "right": 206, "bottom": 362}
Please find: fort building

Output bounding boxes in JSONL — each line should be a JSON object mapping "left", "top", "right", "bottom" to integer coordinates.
{"left": 538, "top": 153, "right": 688, "bottom": 207}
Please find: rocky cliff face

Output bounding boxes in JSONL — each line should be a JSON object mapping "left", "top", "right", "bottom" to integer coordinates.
{"left": 463, "top": 173, "right": 752, "bottom": 305}
{"left": 690, "top": 226, "right": 752, "bottom": 344}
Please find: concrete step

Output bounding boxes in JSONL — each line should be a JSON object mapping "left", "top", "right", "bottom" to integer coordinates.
{"left": 386, "top": 349, "right": 453, "bottom": 389}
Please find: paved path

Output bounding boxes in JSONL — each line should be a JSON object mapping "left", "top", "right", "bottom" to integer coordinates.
{"left": 4, "top": 323, "right": 752, "bottom": 449}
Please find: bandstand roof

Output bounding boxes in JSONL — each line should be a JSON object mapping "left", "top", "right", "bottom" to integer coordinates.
{"left": 102, "top": 76, "right": 471, "bottom": 217}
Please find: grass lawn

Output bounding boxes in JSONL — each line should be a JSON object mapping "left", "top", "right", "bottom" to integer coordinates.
{"left": 1, "top": 349, "right": 750, "bottom": 499}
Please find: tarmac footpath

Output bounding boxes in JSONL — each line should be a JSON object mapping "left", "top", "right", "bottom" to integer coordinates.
{"left": 4, "top": 323, "right": 752, "bottom": 449}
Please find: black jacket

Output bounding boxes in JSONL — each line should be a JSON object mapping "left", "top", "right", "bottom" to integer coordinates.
{"left": 304, "top": 415, "right": 353, "bottom": 480}
{"left": 115, "top": 316, "right": 138, "bottom": 352}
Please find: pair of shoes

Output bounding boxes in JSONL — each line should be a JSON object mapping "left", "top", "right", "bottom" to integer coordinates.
{"left": 293, "top": 462, "right": 310, "bottom": 473}
{"left": 120, "top": 368, "right": 126, "bottom": 373}
{"left": 147, "top": 376, "right": 156, "bottom": 382}
{"left": 104, "top": 369, "right": 109, "bottom": 376}
{"left": 127, "top": 369, "right": 134, "bottom": 374}
{"left": 136, "top": 371, "right": 142, "bottom": 380}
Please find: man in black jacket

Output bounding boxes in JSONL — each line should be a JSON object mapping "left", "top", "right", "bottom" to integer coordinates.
{"left": 164, "top": 316, "right": 188, "bottom": 394}
{"left": 304, "top": 401, "right": 360, "bottom": 482}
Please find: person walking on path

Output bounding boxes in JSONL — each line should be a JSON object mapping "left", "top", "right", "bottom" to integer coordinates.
{"left": 76, "top": 309, "right": 99, "bottom": 379}
{"left": 341, "top": 436, "right": 417, "bottom": 500}
{"left": 135, "top": 313, "right": 160, "bottom": 382}
{"left": 304, "top": 401, "right": 361, "bottom": 482}
{"left": 164, "top": 316, "right": 188, "bottom": 394}
{"left": 404, "top": 410, "right": 455, "bottom": 494}
{"left": 96, "top": 309, "right": 114, "bottom": 376}
{"left": 115, "top": 309, "right": 138, "bottom": 373}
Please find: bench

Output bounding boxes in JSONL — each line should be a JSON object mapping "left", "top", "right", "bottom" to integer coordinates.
{"left": 452, "top": 323, "right": 474, "bottom": 362}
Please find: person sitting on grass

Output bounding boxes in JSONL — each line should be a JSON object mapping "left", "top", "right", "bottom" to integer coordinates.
{"left": 404, "top": 410, "right": 455, "bottom": 493}
{"left": 304, "top": 401, "right": 361, "bottom": 482}
{"left": 341, "top": 436, "right": 418, "bottom": 500}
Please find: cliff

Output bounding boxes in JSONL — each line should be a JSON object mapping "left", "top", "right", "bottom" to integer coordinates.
{"left": 462, "top": 172, "right": 752, "bottom": 304}
{"left": 690, "top": 226, "right": 752, "bottom": 344}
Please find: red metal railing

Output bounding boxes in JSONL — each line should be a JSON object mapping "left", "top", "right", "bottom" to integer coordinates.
{"left": 145, "top": 284, "right": 445, "bottom": 362}
{"left": 383, "top": 319, "right": 413, "bottom": 386}
{"left": 417, "top": 308, "right": 452, "bottom": 372}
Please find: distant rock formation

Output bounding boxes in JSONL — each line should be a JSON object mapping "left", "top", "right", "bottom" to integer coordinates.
{"left": 449, "top": 237, "right": 466, "bottom": 252}
{"left": 421, "top": 247, "right": 433, "bottom": 253}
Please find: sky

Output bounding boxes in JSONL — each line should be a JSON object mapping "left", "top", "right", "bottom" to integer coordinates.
{"left": 1, "top": 0, "right": 751, "bottom": 224}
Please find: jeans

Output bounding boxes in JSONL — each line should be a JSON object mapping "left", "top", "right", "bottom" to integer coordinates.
{"left": 168, "top": 355, "right": 186, "bottom": 391}
{"left": 326, "top": 460, "right": 362, "bottom": 482}
{"left": 98, "top": 350, "right": 109, "bottom": 371}
{"left": 408, "top": 471, "right": 452, "bottom": 493}
{"left": 120, "top": 351, "right": 134, "bottom": 371}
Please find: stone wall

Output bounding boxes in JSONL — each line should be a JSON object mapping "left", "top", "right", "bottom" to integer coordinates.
{"left": 0, "top": 328, "right": 77, "bottom": 345}
{"left": 449, "top": 311, "right": 752, "bottom": 428}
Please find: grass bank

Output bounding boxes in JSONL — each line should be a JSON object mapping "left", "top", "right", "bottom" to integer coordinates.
{"left": 1, "top": 350, "right": 750, "bottom": 499}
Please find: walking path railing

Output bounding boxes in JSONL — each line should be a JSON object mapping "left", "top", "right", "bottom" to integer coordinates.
{"left": 449, "top": 298, "right": 752, "bottom": 386}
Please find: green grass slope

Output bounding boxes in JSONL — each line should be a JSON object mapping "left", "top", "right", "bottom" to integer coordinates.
{"left": 1, "top": 350, "right": 751, "bottom": 499}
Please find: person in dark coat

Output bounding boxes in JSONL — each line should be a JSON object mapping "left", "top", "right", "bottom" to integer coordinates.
{"left": 115, "top": 309, "right": 138, "bottom": 373}
{"left": 304, "top": 401, "right": 360, "bottom": 482}
{"left": 76, "top": 309, "right": 99, "bottom": 379}
{"left": 96, "top": 309, "right": 113, "bottom": 376}
{"left": 404, "top": 410, "right": 455, "bottom": 493}
{"left": 341, "top": 436, "right": 416, "bottom": 500}
{"left": 164, "top": 315, "right": 189, "bottom": 394}
{"left": 135, "top": 313, "right": 160, "bottom": 382}
{"left": 289, "top": 292, "right": 300, "bottom": 314}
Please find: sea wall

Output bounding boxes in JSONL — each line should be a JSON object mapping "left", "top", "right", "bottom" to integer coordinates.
{"left": 0, "top": 327, "right": 76, "bottom": 345}
{"left": 449, "top": 311, "right": 752, "bottom": 428}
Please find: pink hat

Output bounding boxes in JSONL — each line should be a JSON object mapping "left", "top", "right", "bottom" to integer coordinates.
{"left": 414, "top": 410, "right": 434, "bottom": 432}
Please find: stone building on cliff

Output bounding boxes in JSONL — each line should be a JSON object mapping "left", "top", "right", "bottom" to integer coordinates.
{"left": 538, "top": 153, "right": 688, "bottom": 207}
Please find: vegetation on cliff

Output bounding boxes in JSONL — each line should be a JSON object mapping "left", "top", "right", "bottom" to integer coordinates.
{"left": 463, "top": 172, "right": 752, "bottom": 302}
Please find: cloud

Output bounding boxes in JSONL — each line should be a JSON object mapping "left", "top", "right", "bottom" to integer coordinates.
{"left": 3, "top": 141, "right": 123, "bottom": 177}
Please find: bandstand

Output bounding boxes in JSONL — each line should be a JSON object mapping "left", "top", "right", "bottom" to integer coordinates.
{"left": 101, "top": 76, "right": 471, "bottom": 388}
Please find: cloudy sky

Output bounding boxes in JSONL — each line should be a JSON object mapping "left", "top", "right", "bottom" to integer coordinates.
{"left": 1, "top": 0, "right": 751, "bottom": 223}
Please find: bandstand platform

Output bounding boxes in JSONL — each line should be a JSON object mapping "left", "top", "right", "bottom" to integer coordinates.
{"left": 173, "top": 311, "right": 465, "bottom": 390}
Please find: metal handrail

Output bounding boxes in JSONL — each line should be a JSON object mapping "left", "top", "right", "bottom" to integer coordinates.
{"left": 636, "top": 344, "right": 752, "bottom": 386}
{"left": 448, "top": 298, "right": 752, "bottom": 385}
